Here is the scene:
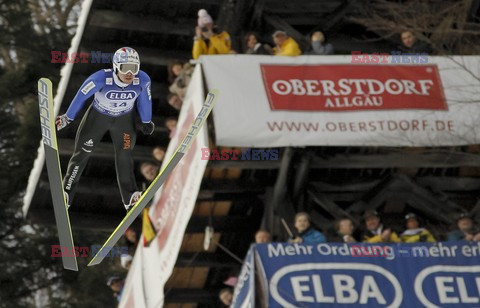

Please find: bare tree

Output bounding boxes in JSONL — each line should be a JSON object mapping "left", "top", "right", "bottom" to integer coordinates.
{"left": 349, "top": 0, "right": 480, "bottom": 54}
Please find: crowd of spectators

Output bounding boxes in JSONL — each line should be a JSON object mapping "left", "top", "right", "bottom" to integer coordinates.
{"left": 216, "top": 209, "right": 479, "bottom": 306}
{"left": 119, "top": 8, "right": 436, "bottom": 306}
{"left": 253, "top": 210, "right": 480, "bottom": 246}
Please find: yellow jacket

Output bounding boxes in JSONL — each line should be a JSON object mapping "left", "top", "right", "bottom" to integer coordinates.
{"left": 192, "top": 31, "right": 231, "bottom": 59}
{"left": 274, "top": 37, "right": 302, "bottom": 56}
{"left": 401, "top": 228, "right": 436, "bottom": 243}
{"left": 363, "top": 231, "right": 401, "bottom": 243}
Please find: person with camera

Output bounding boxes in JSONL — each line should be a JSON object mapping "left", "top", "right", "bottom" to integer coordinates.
{"left": 192, "top": 9, "right": 231, "bottom": 59}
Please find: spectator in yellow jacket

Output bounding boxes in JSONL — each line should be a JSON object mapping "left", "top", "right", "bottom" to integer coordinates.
{"left": 401, "top": 213, "right": 436, "bottom": 243}
{"left": 192, "top": 9, "right": 231, "bottom": 59}
{"left": 362, "top": 210, "right": 401, "bottom": 243}
{"left": 272, "top": 31, "right": 302, "bottom": 56}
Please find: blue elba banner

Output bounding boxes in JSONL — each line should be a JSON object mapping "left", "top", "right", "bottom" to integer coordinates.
{"left": 235, "top": 242, "right": 480, "bottom": 308}
{"left": 232, "top": 245, "right": 255, "bottom": 308}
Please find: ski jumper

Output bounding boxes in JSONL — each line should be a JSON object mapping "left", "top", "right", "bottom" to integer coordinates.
{"left": 62, "top": 69, "right": 152, "bottom": 205}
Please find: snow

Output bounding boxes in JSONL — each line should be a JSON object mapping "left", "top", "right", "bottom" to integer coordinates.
{"left": 22, "top": 0, "right": 94, "bottom": 217}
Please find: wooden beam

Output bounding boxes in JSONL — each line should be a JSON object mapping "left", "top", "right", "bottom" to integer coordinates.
{"left": 292, "top": 152, "right": 311, "bottom": 205}
{"left": 175, "top": 252, "right": 238, "bottom": 268}
{"left": 164, "top": 289, "right": 217, "bottom": 304}
{"left": 308, "top": 191, "right": 360, "bottom": 225}
{"left": 200, "top": 179, "right": 270, "bottom": 194}
{"left": 264, "top": 1, "right": 341, "bottom": 14}
{"left": 310, "top": 180, "right": 382, "bottom": 192}
{"left": 311, "top": 177, "right": 480, "bottom": 192}
{"left": 322, "top": 0, "right": 356, "bottom": 32}
{"left": 89, "top": 10, "right": 193, "bottom": 36}
{"left": 310, "top": 150, "right": 480, "bottom": 168}
{"left": 29, "top": 208, "right": 254, "bottom": 233}
{"left": 186, "top": 216, "right": 257, "bottom": 233}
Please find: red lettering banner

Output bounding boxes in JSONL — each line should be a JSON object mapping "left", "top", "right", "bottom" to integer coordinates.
{"left": 260, "top": 64, "right": 447, "bottom": 111}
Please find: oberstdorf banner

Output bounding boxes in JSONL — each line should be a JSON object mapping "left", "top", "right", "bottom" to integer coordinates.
{"left": 201, "top": 55, "right": 480, "bottom": 147}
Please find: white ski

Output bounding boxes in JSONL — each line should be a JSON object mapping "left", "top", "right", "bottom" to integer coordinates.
{"left": 88, "top": 89, "right": 219, "bottom": 266}
{"left": 38, "top": 78, "right": 78, "bottom": 271}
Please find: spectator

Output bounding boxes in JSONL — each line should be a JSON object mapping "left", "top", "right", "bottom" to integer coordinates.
{"left": 218, "top": 287, "right": 233, "bottom": 306}
{"left": 192, "top": 9, "right": 231, "bottom": 59}
{"left": 399, "top": 30, "right": 432, "bottom": 53}
{"left": 152, "top": 146, "right": 165, "bottom": 164}
{"left": 120, "top": 254, "right": 133, "bottom": 270}
{"left": 362, "top": 210, "right": 401, "bottom": 243}
{"left": 169, "top": 62, "right": 194, "bottom": 99}
{"left": 308, "top": 31, "right": 334, "bottom": 55}
{"left": 400, "top": 213, "right": 436, "bottom": 243}
{"left": 124, "top": 227, "right": 139, "bottom": 251}
{"left": 272, "top": 31, "right": 301, "bottom": 56}
{"left": 289, "top": 212, "right": 326, "bottom": 243}
{"left": 244, "top": 32, "right": 272, "bottom": 55}
{"left": 255, "top": 229, "right": 271, "bottom": 243}
{"left": 140, "top": 162, "right": 159, "bottom": 182}
{"left": 107, "top": 276, "right": 124, "bottom": 303}
{"left": 330, "top": 218, "right": 357, "bottom": 242}
{"left": 165, "top": 117, "right": 177, "bottom": 138}
{"left": 167, "top": 93, "right": 183, "bottom": 110}
{"left": 447, "top": 213, "right": 480, "bottom": 241}
{"left": 167, "top": 60, "right": 185, "bottom": 84}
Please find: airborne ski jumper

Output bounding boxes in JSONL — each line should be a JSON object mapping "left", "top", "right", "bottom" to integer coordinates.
{"left": 56, "top": 47, "right": 154, "bottom": 211}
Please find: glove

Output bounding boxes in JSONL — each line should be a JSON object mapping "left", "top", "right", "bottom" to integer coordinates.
{"left": 56, "top": 114, "right": 72, "bottom": 131}
{"left": 141, "top": 121, "right": 155, "bottom": 135}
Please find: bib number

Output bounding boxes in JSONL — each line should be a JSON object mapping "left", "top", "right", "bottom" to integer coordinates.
{"left": 112, "top": 102, "right": 127, "bottom": 108}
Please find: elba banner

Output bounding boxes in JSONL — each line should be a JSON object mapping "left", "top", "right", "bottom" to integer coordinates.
{"left": 119, "top": 66, "right": 209, "bottom": 308}
{"left": 201, "top": 55, "right": 480, "bottom": 147}
{"left": 248, "top": 242, "right": 480, "bottom": 308}
{"left": 232, "top": 246, "right": 256, "bottom": 308}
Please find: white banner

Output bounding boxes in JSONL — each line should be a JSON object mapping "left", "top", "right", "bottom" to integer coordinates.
{"left": 120, "top": 65, "right": 209, "bottom": 308}
{"left": 201, "top": 55, "right": 480, "bottom": 147}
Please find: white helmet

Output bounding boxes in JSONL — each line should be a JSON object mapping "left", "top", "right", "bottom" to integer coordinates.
{"left": 113, "top": 47, "right": 140, "bottom": 75}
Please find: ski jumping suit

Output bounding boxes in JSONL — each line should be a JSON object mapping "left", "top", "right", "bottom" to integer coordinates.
{"left": 62, "top": 69, "right": 152, "bottom": 205}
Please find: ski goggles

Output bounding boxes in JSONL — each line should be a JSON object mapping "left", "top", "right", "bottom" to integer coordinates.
{"left": 118, "top": 63, "right": 139, "bottom": 75}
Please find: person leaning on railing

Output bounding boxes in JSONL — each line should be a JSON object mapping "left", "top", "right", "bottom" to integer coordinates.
{"left": 400, "top": 213, "right": 436, "bottom": 243}
{"left": 447, "top": 212, "right": 480, "bottom": 242}
{"left": 361, "top": 210, "right": 401, "bottom": 243}
{"left": 272, "top": 30, "right": 302, "bottom": 57}
{"left": 289, "top": 212, "right": 327, "bottom": 244}
{"left": 329, "top": 217, "right": 358, "bottom": 243}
